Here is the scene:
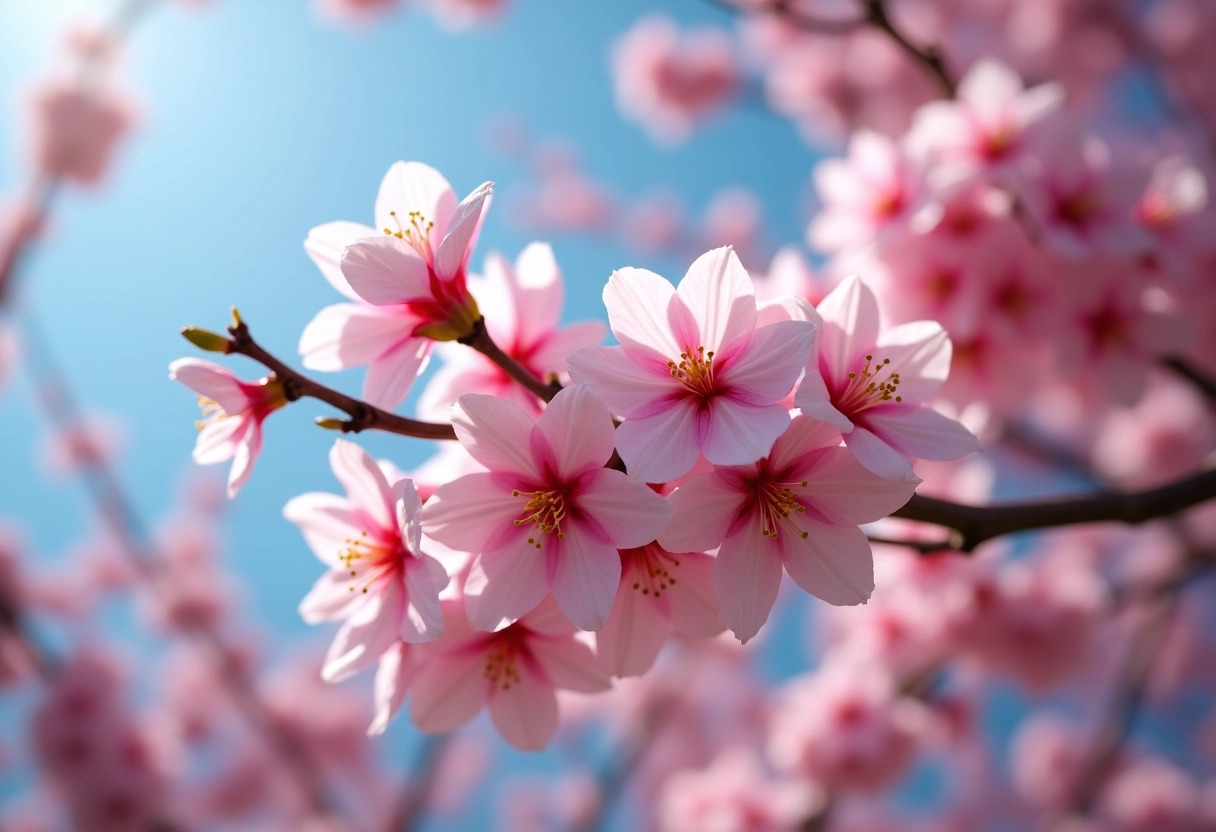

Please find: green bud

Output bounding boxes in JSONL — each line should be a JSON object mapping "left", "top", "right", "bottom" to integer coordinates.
{"left": 180, "top": 326, "right": 232, "bottom": 353}
{"left": 315, "top": 417, "right": 347, "bottom": 431}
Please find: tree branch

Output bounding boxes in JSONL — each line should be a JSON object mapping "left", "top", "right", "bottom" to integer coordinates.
{"left": 458, "top": 317, "right": 561, "bottom": 404}
{"left": 890, "top": 464, "right": 1216, "bottom": 552}
{"left": 862, "top": 0, "right": 956, "bottom": 97}
{"left": 1162, "top": 355, "right": 1216, "bottom": 407}
{"left": 218, "top": 318, "right": 457, "bottom": 441}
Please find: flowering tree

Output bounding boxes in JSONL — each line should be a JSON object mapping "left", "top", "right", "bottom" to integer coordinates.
{"left": 1, "top": 0, "right": 1215, "bottom": 830}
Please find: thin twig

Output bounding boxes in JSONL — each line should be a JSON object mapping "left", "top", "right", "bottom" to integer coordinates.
{"left": 1162, "top": 356, "right": 1216, "bottom": 407}
{"left": 701, "top": 0, "right": 863, "bottom": 35}
{"left": 862, "top": 0, "right": 955, "bottom": 97}
{"left": 390, "top": 733, "right": 450, "bottom": 832}
{"left": 219, "top": 319, "right": 457, "bottom": 440}
{"left": 458, "top": 317, "right": 561, "bottom": 404}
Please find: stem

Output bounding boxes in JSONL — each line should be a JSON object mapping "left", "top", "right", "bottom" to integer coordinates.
{"left": 390, "top": 733, "right": 450, "bottom": 832}
{"left": 459, "top": 318, "right": 560, "bottom": 403}
{"left": 891, "top": 464, "right": 1216, "bottom": 552}
{"left": 223, "top": 319, "right": 457, "bottom": 441}
{"left": 1162, "top": 356, "right": 1216, "bottom": 407}
{"left": 862, "top": 0, "right": 956, "bottom": 98}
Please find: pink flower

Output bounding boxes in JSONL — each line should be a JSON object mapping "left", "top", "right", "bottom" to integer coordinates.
{"left": 421, "top": 384, "right": 673, "bottom": 631}
{"left": 567, "top": 246, "right": 816, "bottom": 484}
{"left": 417, "top": 243, "right": 606, "bottom": 419}
{"left": 299, "top": 161, "right": 491, "bottom": 408}
{"left": 808, "top": 130, "right": 940, "bottom": 255}
{"left": 611, "top": 16, "right": 740, "bottom": 146}
{"left": 168, "top": 358, "right": 287, "bottom": 497}
{"left": 313, "top": 0, "right": 400, "bottom": 26}
{"left": 660, "top": 416, "right": 919, "bottom": 642}
{"left": 284, "top": 440, "right": 449, "bottom": 682}
{"left": 794, "top": 276, "right": 979, "bottom": 479}
{"left": 597, "top": 542, "right": 723, "bottom": 677}
{"left": 907, "top": 59, "right": 1063, "bottom": 187}
{"left": 658, "top": 748, "right": 822, "bottom": 832}
{"left": 408, "top": 597, "right": 611, "bottom": 750}
{"left": 25, "top": 76, "right": 135, "bottom": 187}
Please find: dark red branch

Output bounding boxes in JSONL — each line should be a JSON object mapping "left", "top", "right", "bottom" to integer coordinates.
{"left": 458, "top": 317, "right": 561, "bottom": 404}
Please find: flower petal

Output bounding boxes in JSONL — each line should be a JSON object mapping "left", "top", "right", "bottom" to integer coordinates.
{"left": 410, "top": 654, "right": 486, "bottom": 734}
{"left": 375, "top": 161, "right": 458, "bottom": 239}
{"left": 666, "top": 551, "right": 724, "bottom": 638}
{"left": 816, "top": 276, "right": 882, "bottom": 382}
{"left": 421, "top": 472, "right": 523, "bottom": 553}
{"left": 329, "top": 439, "right": 395, "bottom": 532}
{"left": 675, "top": 246, "right": 757, "bottom": 354}
{"left": 841, "top": 426, "right": 917, "bottom": 480}
{"left": 298, "top": 569, "right": 365, "bottom": 624}
{"left": 715, "top": 515, "right": 784, "bottom": 643}
{"left": 549, "top": 524, "right": 621, "bottom": 632}
{"left": 566, "top": 344, "right": 678, "bottom": 417}
{"left": 284, "top": 492, "right": 365, "bottom": 567}
{"left": 400, "top": 554, "right": 447, "bottom": 643}
{"left": 614, "top": 399, "right": 701, "bottom": 483}
{"left": 660, "top": 472, "right": 740, "bottom": 554}
{"left": 534, "top": 384, "right": 616, "bottom": 478}
{"left": 875, "top": 320, "right": 952, "bottom": 402}
{"left": 797, "top": 445, "right": 918, "bottom": 524}
{"left": 305, "top": 220, "right": 378, "bottom": 302}
{"left": 299, "top": 304, "right": 420, "bottom": 373}
{"left": 322, "top": 580, "right": 404, "bottom": 682}
{"left": 488, "top": 667, "right": 558, "bottom": 751}
{"left": 701, "top": 398, "right": 790, "bottom": 467}
{"left": 596, "top": 569, "right": 672, "bottom": 677}
{"left": 463, "top": 542, "right": 549, "bottom": 632}
{"left": 169, "top": 358, "right": 248, "bottom": 415}
{"left": 575, "top": 468, "right": 674, "bottom": 548}
{"left": 341, "top": 236, "right": 432, "bottom": 305}
{"left": 362, "top": 336, "right": 431, "bottom": 410}
{"left": 780, "top": 520, "right": 874, "bottom": 606}
{"left": 529, "top": 633, "right": 612, "bottom": 692}
{"left": 718, "top": 319, "right": 815, "bottom": 404}
{"left": 436, "top": 181, "right": 493, "bottom": 281}
{"left": 450, "top": 394, "right": 540, "bottom": 479}
{"left": 603, "top": 267, "right": 682, "bottom": 358}
{"left": 226, "top": 425, "right": 262, "bottom": 497}
{"left": 860, "top": 405, "right": 980, "bottom": 462}
{"left": 369, "top": 641, "right": 414, "bottom": 736}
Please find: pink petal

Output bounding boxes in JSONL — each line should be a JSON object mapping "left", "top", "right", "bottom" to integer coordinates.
{"left": 660, "top": 472, "right": 740, "bottom": 554}
{"left": 169, "top": 358, "right": 248, "bottom": 415}
{"left": 298, "top": 303, "right": 419, "bottom": 372}
{"left": 874, "top": 320, "right": 951, "bottom": 402}
{"left": 450, "top": 394, "right": 540, "bottom": 479}
{"left": 859, "top": 405, "right": 980, "bottom": 462}
{"left": 375, "top": 161, "right": 458, "bottom": 239}
{"left": 718, "top": 319, "right": 815, "bottom": 403}
{"left": 816, "top": 276, "right": 882, "bottom": 383}
{"left": 322, "top": 580, "right": 404, "bottom": 682}
{"left": 463, "top": 542, "right": 549, "bottom": 632}
{"left": 767, "top": 415, "right": 843, "bottom": 472}
{"left": 701, "top": 398, "right": 791, "bottom": 467}
{"left": 341, "top": 236, "right": 432, "bottom": 305}
{"left": 298, "top": 569, "right": 365, "bottom": 624}
{"left": 596, "top": 571, "right": 672, "bottom": 677}
{"left": 394, "top": 479, "right": 425, "bottom": 554}
{"left": 794, "top": 369, "right": 853, "bottom": 432}
{"left": 566, "top": 344, "right": 679, "bottom": 416}
{"left": 362, "top": 336, "right": 431, "bottom": 410}
{"left": 283, "top": 491, "right": 365, "bottom": 567}
{"left": 574, "top": 468, "right": 673, "bottom": 548}
{"left": 715, "top": 514, "right": 784, "bottom": 643}
{"left": 674, "top": 246, "right": 757, "bottom": 354}
{"left": 780, "top": 520, "right": 874, "bottom": 605}
{"left": 400, "top": 554, "right": 448, "bottom": 643}
{"left": 529, "top": 321, "right": 608, "bottom": 376}
{"left": 602, "top": 267, "right": 682, "bottom": 358}
{"left": 410, "top": 654, "right": 487, "bottom": 734}
{"left": 517, "top": 595, "right": 578, "bottom": 637}
{"left": 511, "top": 242, "right": 564, "bottom": 345}
{"left": 549, "top": 524, "right": 621, "bottom": 631}
{"left": 488, "top": 667, "right": 558, "bottom": 751}
{"left": 665, "top": 551, "right": 724, "bottom": 638}
{"left": 421, "top": 472, "right": 524, "bottom": 553}
{"left": 436, "top": 181, "right": 493, "bottom": 281}
{"left": 369, "top": 641, "right": 414, "bottom": 736}
{"left": 614, "top": 399, "right": 702, "bottom": 483}
{"left": 534, "top": 384, "right": 616, "bottom": 478}
{"left": 226, "top": 425, "right": 262, "bottom": 497}
{"left": 192, "top": 415, "right": 244, "bottom": 465}
{"left": 528, "top": 635, "right": 612, "bottom": 692}
{"left": 329, "top": 439, "right": 395, "bottom": 532}
{"left": 304, "top": 220, "right": 378, "bottom": 302}
{"left": 797, "top": 445, "right": 918, "bottom": 524}
{"left": 841, "top": 426, "right": 917, "bottom": 480}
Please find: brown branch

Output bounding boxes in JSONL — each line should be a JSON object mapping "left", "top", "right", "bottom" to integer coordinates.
{"left": 890, "top": 464, "right": 1216, "bottom": 552}
{"left": 1162, "top": 356, "right": 1216, "bottom": 407}
{"left": 458, "top": 317, "right": 561, "bottom": 404}
{"left": 862, "top": 0, "right": 955, "bottom": 97}
{"left": 218, "top": 318, "right": 457, "bottom": 441}
{"left": 390, "top": 733, "right": 450, "bottom": 832}
{"left": 865, "top": 534, "right": 956, "bottom": 554}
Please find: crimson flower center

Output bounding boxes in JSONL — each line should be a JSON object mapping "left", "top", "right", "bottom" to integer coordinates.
{"left": 482, "top": 633, "right": 524, "bottom": 692}
{"left": 338, "top": 531, "right": 403, "bottom": 595}
{"left": 668, "top": 344, "right": 717, "bottom": 397}
{"left": 512, "top": 488, "right": 568, "bottom": 549}
{"left": 833, "top": 354, "right": 903, "bottom": 415}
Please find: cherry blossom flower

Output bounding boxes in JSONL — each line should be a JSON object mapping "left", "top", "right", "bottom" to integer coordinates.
{"left": 168, "top": 358, "right": 287, "bottom": 498}
{"left": 794, "top": 276, "right": 979, "bottom": 479}
{"left": 422, "top": 384, "right": 672, "bottom": 631}
{"left": 284, "top": 440, "right": 449, "bottom": 683}
{"left": 660, "top": 416, "right": 919, "bottom": 642}
{"left": 26, "top": 76, "right": 135, "bottom": 187}
{"left": 567, "top": 246, "right": 815, "bottom": 484}
{"left": 417, "top": 243, "right": 606, "bottom": 419}
{"left": 597, "top": 542, "right": 722, "bottom": 677}
{"left": 408, "top": 597, "right": 611, "bottom": 750}
{"left": 299, "top": 161, "right": 491, "bottom": 408}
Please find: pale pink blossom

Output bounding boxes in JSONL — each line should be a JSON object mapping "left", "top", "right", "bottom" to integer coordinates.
{"left": 660, "top": 416, "right": 919, "bottom": 642}
{"left": 907, "top": 58, "right": 1063, "bottom": 187}
{"left": 1098, "top": 756, "right": 1207, "bottom": 832}
{"left": 809, "top": 130, "right": 939, "bottom": 254}
{"left": 1010, "top": 713, "right": 1085, "bottom": 809}
{"left": 299, "top": 161, "right": 491, "bottom": 408}
{"left": 313, "top": 0, "right": 400, "bottom": 26}
{"left": 425, "top": 0, "right": 505, "bottom": 30}
{"left": 168, "top": 358, "right": 287, "bottom": 497}
{"left": 611, "top": 16, "right": 739, "bottom": 145}
{"left": 658, "top": 748, "right": 822, "bottom": 832}
{"left": 408, "top": 597, "right": 611, "bottom": 750}
{"left": 38, "top": 412, "right": 125, "bottom": 479}
{"left": 284, "top": 439, "right": 449, "bottom": 682}
{"left": 794, "top": 276, "right": 979, "bottom": 479}
{"left": 1134, "top": 155, "right": 1214, "bottom": 279}
{"left": 567, "top": 246, "right": 816, "bottom": 484}
{"left": 421, "top": 384, "right": 672, "bottom": 631}
{"left": 25, "top": 76, "right": 135, "bottom": 186}
{"left": 417, "top": 243, "right": 606, "bottom": 419}
{"left": 768, "top": 662, "right": 928, "bottom": 793}
{"left": 597, "top": 543, "right": 723, "bottom": 677}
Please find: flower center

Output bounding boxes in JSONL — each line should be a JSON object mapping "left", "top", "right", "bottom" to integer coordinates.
{"left": 667, "top": 345, "right": 716, "bottom": 397}
{"left": 512, "top": 489, "right": 567, "bottom": 549}
{"left": 1054, "top": 192, "right": 1095, "bottom": 229}
{"left": 483, "top": 636, "right": 523, "bottom": 691}
{"left": 338, "top": 530, "right": 401, "bottom": 595}
{"left": 624, "top": 543, "right": 680, "bottom": 599}
{"left": 834, "top": 354, "right": 902, "bottom": 415}
{"left": 194, "top": 396, "right": 228, "bottom": 430}
{"left": 757, "top": 479, "right": 809, "bottom": 540}
{"left": 383, "top": 209, "right": 437, "bottom": 263}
